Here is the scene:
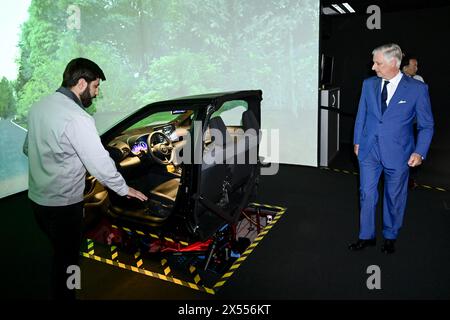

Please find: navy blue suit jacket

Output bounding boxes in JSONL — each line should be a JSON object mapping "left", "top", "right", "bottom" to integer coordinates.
{"left": 354, "top": 74, "right": 434, "bottom": 168}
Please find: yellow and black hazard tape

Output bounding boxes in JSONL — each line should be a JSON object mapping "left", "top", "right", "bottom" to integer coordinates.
{"left": 82, "top": 203, "right": 286, "bottom": 295}
{"left": 134, "top": 250, "right": 144, "bottom": 268}
{"left": 321, "top": 166, "right": 359, "bottom": 176}
{"left": 81, "top": 251, "right": 215, "bottom": 295}
{"left": 189, "top": 265, "right": 202, "bottom": 285}
{"left": 213, "top": 206, "right": 287, "bottom": 291}
{"left": 249, "top": 202, "right": 286, "bottom": 211}
{"left": 418, "top": 184, "right": 447, "bottom": 192}
{"left": 87, "top": 239, "right": 94, "bottom": 255}
{"left": 111, "top": 224, "right": 190, "bottom": 247}
{"left": 321, "top": 167, "right": 447, "bottom": 192}
{"left": 160, "top": 258, "right": 172, "bottom": 276}
{"left": 111, "top": 245, "right": 119, "bottom": 261}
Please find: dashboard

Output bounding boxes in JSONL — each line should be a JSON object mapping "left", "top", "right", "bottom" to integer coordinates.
{"left": 130, "top": 138, "right": 148, "bottom": 155}
{"left": 107, "top": 122, "right": 190, "bottom": 164}
{"left": 128, "top": 124, "right": 177, "bottom": 155}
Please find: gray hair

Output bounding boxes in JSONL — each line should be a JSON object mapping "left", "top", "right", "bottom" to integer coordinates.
{"left": 372, "top": 43, "right": 402, "bottom": 68}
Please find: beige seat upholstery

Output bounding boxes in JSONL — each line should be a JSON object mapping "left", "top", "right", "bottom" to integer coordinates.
{"left": 150, "top": 178, "right": 179, "bottom": 202}
{"left": 108, "top": 178, "right": 180, "bottom": 226}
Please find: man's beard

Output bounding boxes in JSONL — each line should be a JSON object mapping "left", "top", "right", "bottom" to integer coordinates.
{"left": 80, "top": 87, "right": 93, "bottom": 108}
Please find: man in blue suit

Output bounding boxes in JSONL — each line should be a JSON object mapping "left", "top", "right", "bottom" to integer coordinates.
{"left": 349, "top": 43, "right": 434, "bottom": 254}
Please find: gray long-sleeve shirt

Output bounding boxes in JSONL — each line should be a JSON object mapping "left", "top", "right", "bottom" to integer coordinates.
{"left": 24, "top": 89, "right": 129, "bottom": 206}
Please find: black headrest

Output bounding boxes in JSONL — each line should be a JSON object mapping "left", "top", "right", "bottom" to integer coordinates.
{"left": 209, "top": 116, "right": 231, "bottom": 147}
{"left": 242, "top": 110, "right": 259, "bottom": 131}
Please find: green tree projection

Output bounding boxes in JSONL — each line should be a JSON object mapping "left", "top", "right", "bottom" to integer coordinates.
{"left": 0, "top": 77, "right": 16, "bottom": 118}
{"left": 15, "top": 0, "right": 69, "bottom": 93}
{"left": 134, "top": 49, "right": 221, "bottom": 105}
{"left": 14, "top": 0, "right": 318, "bottom": 125}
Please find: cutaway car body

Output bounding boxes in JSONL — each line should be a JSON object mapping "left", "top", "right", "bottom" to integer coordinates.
{"left": 84, "top": 90, "right": 263, "bottom": 246}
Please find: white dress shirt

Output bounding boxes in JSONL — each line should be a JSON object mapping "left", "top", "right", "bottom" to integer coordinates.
{"left": 381, "top": 71, "right": 403, "bottom": 106}
{"left": 413, "top": 74, "right": 425, "bottom": 82}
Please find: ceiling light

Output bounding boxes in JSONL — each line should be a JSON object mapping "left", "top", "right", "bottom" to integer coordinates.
{"left": 342, "top": 3, "right": 355, "bottom": 13}
{"left": 331, "top": 4, "right": 346, "bottom": 14}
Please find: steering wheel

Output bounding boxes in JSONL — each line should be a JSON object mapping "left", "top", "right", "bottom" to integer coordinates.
{"left": 147, "top": 131, "right": 174, "bottom": 165}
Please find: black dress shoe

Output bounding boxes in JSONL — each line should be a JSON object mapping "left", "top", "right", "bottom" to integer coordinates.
{"left": 381, "top": 239, "right": 396, "bottom": 254}
{"left": 348, "top": 239, "right": 376, "bottom": 251}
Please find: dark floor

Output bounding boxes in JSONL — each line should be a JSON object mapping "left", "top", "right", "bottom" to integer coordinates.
{"left": 2, "top": 157, "right": 449, "bottom": 301}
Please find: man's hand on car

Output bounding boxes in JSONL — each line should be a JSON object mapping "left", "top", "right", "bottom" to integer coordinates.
{"left": 127, "top": 187, "right": 148, "bottom": 201}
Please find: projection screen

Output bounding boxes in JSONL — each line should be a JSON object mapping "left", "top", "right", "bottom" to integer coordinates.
{"left": 0, "top": 0, "right": 319, "bottom": 198}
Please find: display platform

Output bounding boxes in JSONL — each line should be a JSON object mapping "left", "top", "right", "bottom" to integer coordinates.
{"left": 80, "top": 203, "right": 287, "bottom": 294}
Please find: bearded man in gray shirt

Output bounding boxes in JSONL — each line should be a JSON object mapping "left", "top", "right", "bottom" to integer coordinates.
{"left": 23, "top": 58, "right": 147, "bottom": 300}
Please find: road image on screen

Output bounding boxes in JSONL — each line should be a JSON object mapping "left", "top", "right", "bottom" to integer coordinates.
{"left": 0, "top": 0, "right": 319, "bottom": 198}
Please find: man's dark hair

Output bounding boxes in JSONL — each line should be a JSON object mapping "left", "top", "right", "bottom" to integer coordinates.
{"left": 61, "top": 57, "right": 106, "bottom": 88}
{"left": 400, "top": 54, "right": 418, "bottom": 69}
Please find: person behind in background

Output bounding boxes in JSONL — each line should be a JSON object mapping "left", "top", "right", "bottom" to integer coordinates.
{"left": 23, "top": 58, "right": 148, "bottom": 300}
{"left": 402, "top": 55, "right": 425, "bottom": 83}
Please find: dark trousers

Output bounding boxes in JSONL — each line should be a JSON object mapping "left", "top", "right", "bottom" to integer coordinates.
{"left": 31, "top": 200, "right": 84, "bottom": 300}
{"left": 358, "top": 141, "right": 409, "bottom": 240}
